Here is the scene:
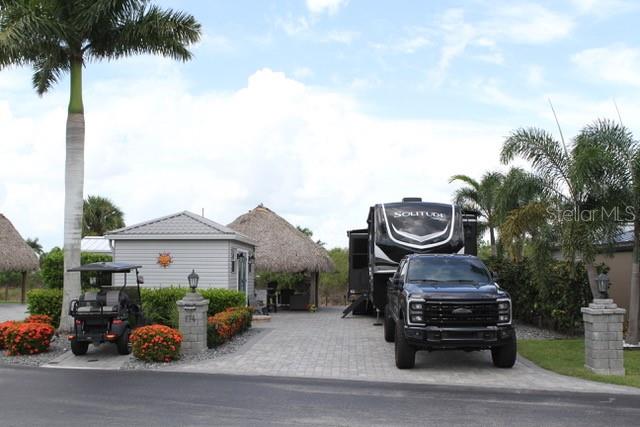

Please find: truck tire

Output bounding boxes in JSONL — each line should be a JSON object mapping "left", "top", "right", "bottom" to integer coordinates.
{"left": 491, "top": 335, "right": 517, "bottom": 368}
{"left": 395, "top": 319, "right": 415, "bottom": 369}
{"left": 71, "top": 339, "right": 89, "bottom": 356}
{"left": 384, "top": 305, "right": 395, "bottom": 342}
{"left": 116, "top": 329, "right": 132, "bottom": 355}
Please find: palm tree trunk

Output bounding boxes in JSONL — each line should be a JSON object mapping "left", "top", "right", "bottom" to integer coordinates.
{"left": 59, "top": 59, "right": 85, "bottom": 332}
{"left": 585, "top": 262, "right": 599, "bottom": 302}
{"left": 489, "top": 226, "right": 497, "bottom": 257}
{"left": 627, "top": 219, "right": 640, "bottom": 345}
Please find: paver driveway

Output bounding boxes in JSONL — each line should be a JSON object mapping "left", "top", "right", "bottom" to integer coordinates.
{"left": 168, "top": 307, "right": 639, "bottom": 394}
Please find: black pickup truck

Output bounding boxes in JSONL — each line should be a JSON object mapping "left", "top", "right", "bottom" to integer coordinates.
{"left": 384, "top": 254, "right": 516, "bottom": 369}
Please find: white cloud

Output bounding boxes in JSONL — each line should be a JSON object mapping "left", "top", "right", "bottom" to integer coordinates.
{"left": 0, "top": 68, "right": 508, "bottom": 250}
{"left": 275, "top": 15, "right": 311, "bottom": 36}
{"left": 526, "top": 65, "right": 545, "bottom": 86}
{"left": 429, "top": 4, "right": 573, "bottom": 85}
{"left": 306, "top": 0, "right": 348, "bottom": 15}
{"left": 569, "top": 0, "right": 639, "bottom": 16}
{"left": 572, "top": 44, "right": 640, "bottom": 86}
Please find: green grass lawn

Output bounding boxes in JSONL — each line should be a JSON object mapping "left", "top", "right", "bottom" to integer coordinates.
{"left": 518, "top": 339, "right": 640, "bottom": 388}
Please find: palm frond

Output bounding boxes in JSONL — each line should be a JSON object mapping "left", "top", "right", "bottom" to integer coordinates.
{"left": 449, "top": 174, "right": 480, "bottom": 189}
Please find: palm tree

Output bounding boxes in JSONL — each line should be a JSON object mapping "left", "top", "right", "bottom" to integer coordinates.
{"left": 572, "top": 119, "right": 640, "bottom": 344}
{"left": 83, "top": 195, "right": 125, "bottom": 236}
{"left": 25, "top": 237, "right": 44, "bottom": 257}
{"left": 450, "top": 172, "right": 504, "bottom": 257}
{"left": 0, "top": 1, "right": 201, "bottom": 331}
{"left": 501, "top": 124, "right": 623, "bottom": 300}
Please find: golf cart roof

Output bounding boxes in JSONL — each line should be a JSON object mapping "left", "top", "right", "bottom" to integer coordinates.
{"left": 67, "top": 262, "right": 142, "bottom": 273}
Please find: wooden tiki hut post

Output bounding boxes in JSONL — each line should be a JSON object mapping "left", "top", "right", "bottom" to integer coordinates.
{"left": 0, "top": 214, "right": 39, "bottom": 303}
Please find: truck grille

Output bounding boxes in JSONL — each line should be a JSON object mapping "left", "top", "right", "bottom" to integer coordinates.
{"left": 424, "top": 300, "right": 498, "bottom": 326}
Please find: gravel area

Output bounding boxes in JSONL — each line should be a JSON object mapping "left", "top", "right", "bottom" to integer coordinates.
{"left": 0, "top": 334, "right": 69, "bottom": 367}
{"left": 514, "top": 321, "right": 576, "bottom": 340}
{"left": 122, "top": 328, "right": 262, "bottom": 370}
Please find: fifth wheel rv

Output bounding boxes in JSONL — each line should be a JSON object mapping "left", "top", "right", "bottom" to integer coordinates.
{"left": 344, "top": 198, "right": 478, "bottom": 316}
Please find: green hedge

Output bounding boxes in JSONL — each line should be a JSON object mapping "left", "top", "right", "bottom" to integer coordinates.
{"left": 140, "top": 287, "right": 246, "bottom": 328}
{"left": 26, "top": 287, "right": 246, "bottom": 329}
{"left": 27, "top": 289, "right": 63, "bottom": 328}
{"left": 486, "top": 258, "right": 591, "bottom": 332}
{"left": 41, "top": 247, "right": 112, "bottom": 290}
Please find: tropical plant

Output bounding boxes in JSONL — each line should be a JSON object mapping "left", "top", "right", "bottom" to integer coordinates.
{"left": 130, "top": 324, "right": 182, "bottom": 362}
{"left": 449, "top": 172, "right": 504, "bottom": 257}
{"left": 572, "top": 119, "right": 640, "bottom": 344}
{"left": 319, "top": 247, "right": 348, "bottom": 305}
{"left": 0, "top": 0, "right": 201, "bottom": 331}
{"left": 82, "top": 195, "right": 125, "bottom": 236}
{"left": 25, "top": 238, "right": 44, "bottom": 257}
{"left": 501, "top": 122, "right": 625, "bottom": 300}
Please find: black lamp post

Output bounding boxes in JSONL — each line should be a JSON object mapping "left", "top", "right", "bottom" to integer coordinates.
{"left": 188, "top": 269, "right": 199, "bottom": 293}
{"left": 596, "top": 272, "right": 610, "bottom": 299}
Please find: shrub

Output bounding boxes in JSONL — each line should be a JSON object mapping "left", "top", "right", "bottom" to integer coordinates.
{"left": 27, "top": 289, "right": 63, "bottom": 328}
{"left": 25, "top": 314, "right": 53, "bottom": 325}
{"left": 3, "top": 322, "right": 55, "bottom": 356}
{"left": 130, "top": 324, "right": 182, "bottom": 362}
{"left": 41, "top": 247, "right": 112, "bottom": 290}
{"left": 207, "top": 307, "right": 252, "bottom": 348}
{"left": 141, "top": 287, "right": 246, "bottom": 327}
{"left": 0, "top": 321, "right": 19, "bottom": 349}
{"left": 199, "top": 288, "right": 246, "bottom": 317}
{"left": 140, "top": 287, "right": 187, "bottom": 328}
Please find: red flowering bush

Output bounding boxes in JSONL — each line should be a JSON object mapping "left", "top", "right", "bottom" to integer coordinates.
{"left": 0, "top": 321, "right": 19, "bottom": 350}
{"left": 25, "top": 314, "right": 54, "bottom": 325}
{"left": 130, "top": 325, "right": 182, "bottom": 362}
{"left": 3, "top": 322, "right": 55, "bottom": 356}
{"left": 207, "top": 307, "right": 252, "bottom": 348}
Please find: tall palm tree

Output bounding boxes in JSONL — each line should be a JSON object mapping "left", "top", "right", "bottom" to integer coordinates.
{"left": 0, "top": 1, "right": 201, "bottom": 331}
{"left": 572, "top": 119, "right": 640, "bottom": 344}
{"left": 450, "top": 172, "right": 504, "bottom": 257}
{"left": 83, "top": 195, "right": 125, "bottom": 236}
{"left": 501, "top": 123, "right": 623, "bottom": 300}
{"left": 26, "top": 237, "right": 44, "bottom": 257}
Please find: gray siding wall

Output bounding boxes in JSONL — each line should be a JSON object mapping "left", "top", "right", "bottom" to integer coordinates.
{"left": 112, "top": 240, "right": 231, "bottom": 289}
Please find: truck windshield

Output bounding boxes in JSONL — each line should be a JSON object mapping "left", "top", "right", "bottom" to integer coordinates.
{"left": 407, "top": 257, "right": 491, "bottom": 283}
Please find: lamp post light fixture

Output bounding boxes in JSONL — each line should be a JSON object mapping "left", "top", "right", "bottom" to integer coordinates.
{"left": 188, "top": 269, "right": 199, "bottom": 293}
{"left": 596, "top": 272, "right": 610, "bottom": 299}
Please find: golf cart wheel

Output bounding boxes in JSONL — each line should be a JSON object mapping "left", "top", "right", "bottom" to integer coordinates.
{"left": 491, "top": 334, "right": 517, "bottom": 368}
{"left": 383, "top": 305, "right": 395, "bottom": 343}
{"left": 71, "top": 339, "right": 89, "bottom": 356}
{"left": 395, "top": 319, "right": 415, "bottom": 369}
{"left": 117, "top": 329, "right": 131, "bottom": 355}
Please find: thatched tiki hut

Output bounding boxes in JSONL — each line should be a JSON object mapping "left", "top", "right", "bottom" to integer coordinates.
{"left": 228, "top": 205, "right": 334, "bottom": 308}
{"left": 0, "top": 214, "right": 39, "bottom": 303}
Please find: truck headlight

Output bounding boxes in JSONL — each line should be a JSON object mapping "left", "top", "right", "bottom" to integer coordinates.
{"left": 410, "top": 302, "right": 424, "bottom": 311}
{"left": 497, "top": 299, "right": 511, "bottom": 324}
{"left": 410, "top": 315, "right": 423, "bottom": 323}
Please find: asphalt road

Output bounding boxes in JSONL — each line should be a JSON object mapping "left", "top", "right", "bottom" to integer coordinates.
{"left": 1, "top": 366, "right": 639, "bottom": 427}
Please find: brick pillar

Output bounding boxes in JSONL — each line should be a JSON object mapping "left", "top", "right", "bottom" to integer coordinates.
{"left": 581, "top": 299, "right": 626, "bottom": 376}
{"left": 177, "top": 292, "right": 209, "bottom": 354}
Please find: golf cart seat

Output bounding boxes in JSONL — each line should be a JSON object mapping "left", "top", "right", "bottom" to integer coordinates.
{"left": 75, "top": 289, "right": 128, "bottom": 315}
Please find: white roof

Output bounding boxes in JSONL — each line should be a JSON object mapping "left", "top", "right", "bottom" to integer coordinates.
{"left": 81, "top": 236, "right": 112, "bottom": 254}
{"left": 105, "top": 211, "right": 255, "bottom": 245}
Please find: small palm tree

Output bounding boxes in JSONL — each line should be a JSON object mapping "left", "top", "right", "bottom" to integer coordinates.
{"left": 572, "top": 119, "right": 640, "bottom": 344}
{"left": 25, "top": 237, "right": 44, "bottom": 257}
{"left": 1, "top": 1, "right": 201, "bottom": 331}
{"left": 83, "top": 195, "right": 125, "bottom": 236}
{"left": 450, "top": 172, "right": 504, "bottom": 257}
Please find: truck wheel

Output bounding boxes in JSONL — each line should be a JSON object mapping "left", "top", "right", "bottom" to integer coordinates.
{"left": 395, "top": 319, "right": 415, "bottom": 369}
{"left": 71, "top": 339, "right": 89, "bottom": 356}
{"left": 116, "top": 329, "right": 132, "bottom": 355}
{"left": 491, "top": 335, "right": 517, "bottom": 368}
{"left": 384, "top": 305, "right": 395, "bottom": 342}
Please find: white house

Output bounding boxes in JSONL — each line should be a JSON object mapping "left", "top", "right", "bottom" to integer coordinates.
{"left": 105, "top": 211, "right": 256, "bottom": 302}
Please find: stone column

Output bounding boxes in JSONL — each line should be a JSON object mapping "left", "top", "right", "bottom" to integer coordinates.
{"left": 581, "top": 299, "right": 626, "bottom": 376}
{"left": 177, "top": 292, "right": 209, "bottom": 354}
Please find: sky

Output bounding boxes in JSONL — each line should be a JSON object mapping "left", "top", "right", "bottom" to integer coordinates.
{"left": 2, "top": 0, "right": 640, "bottom": 251}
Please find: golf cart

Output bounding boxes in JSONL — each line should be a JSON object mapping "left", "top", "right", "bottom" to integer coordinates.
{"left": 67, "top": 262, "right": 145, "bottom": 356}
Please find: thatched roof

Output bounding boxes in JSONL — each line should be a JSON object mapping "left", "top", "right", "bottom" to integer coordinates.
{"left": 228, "top": 205, "right": 335, "bottom": 273}
{"left": 0, "top": 214, "right": 39, "bottom": 272}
